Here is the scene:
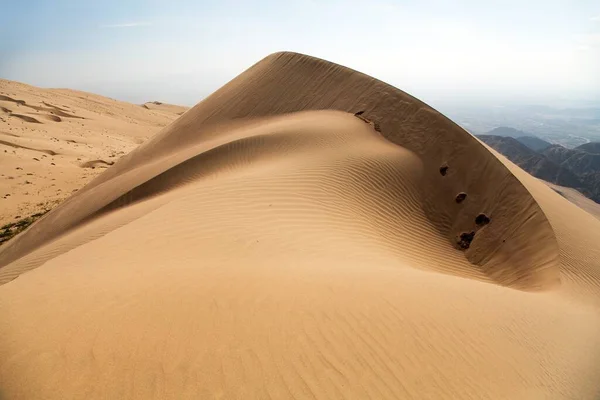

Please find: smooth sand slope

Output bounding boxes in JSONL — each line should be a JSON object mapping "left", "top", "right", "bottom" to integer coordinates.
{"left": 0, "top": 79, "right": 187, "bottom": 226}
{"left": 547, "top": 182, "right": 600, "bottom": 220}
{"left": 1, "top": 52, "right": 600, "bottom": 399}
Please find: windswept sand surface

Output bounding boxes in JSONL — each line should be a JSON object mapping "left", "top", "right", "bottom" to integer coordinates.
{"left": 1, "top": 53, "right": 600, "bottom": 399}
{"left": 0, "top": 79, "right": 187, "bottom": 226}
{"left": 547, "top": 182, "right": 600, "bottom": 220}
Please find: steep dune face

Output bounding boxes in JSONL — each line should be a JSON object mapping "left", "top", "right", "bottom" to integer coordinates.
{"left": 484, "top": 144, "right": 600, "bottom": 298}
{"left": 2, "top": 53, "right": 599, "bottom": 399}
{"left": 0, "top": 52, "right": 558, "bottom": 289}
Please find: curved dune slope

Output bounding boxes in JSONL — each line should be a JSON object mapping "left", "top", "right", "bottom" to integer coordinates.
{"left": 0, "top": 52, "right": 558, "bottom": 289}
{"left": 1, "top": 52, "right": 600, "bottom": 399}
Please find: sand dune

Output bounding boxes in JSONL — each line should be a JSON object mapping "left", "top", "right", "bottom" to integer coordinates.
{"left": 547, "top": 182, "right": 600, "bottom": 220}
{"left": 1, "top": 52, "right": 600, "bottom": 399}
{"left": 142, "top": 100, "right": 189, "bottom": 116}
{"left": 0, "top": 79, "right": 187, "bottom": 227}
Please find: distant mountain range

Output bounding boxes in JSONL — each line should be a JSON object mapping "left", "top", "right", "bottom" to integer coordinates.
{"left": 478, "top": 127, "right": 600, "bottom": 203}
{"left": 486, "top": 127, "right": 553, "bottom": 151}
{"left": 486, "top": 127, "right": 532, "bottom": 139}
{"left": 575, "top": 142, "right": 600, "bottom": 154}
{"left": 514, "top": 136, "right": 552, "bottom": 152}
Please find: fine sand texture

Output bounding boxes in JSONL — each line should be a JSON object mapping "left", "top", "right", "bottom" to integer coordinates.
{"left": 0, "top": 79, "right": 187, "bottom": 227}
{"left": 547, "top": 182, "right": 600, "bottom": 220}
{"left": 1, "top": 52, "right": 600, "bottom": 399}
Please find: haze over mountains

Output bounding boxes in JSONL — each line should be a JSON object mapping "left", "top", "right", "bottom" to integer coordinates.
{"left": 447, "top": 104, "right": 600, "bottom": 148}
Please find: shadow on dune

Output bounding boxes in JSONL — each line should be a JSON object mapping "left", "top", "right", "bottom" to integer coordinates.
{"left": 0, "top": 52, "right": 559, "bottom": 290}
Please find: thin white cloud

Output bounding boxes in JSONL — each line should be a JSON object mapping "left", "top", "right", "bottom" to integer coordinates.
{"left": 100, "top": 22, "right": 151, "bottom": 28}
{"left": 591, "top": 15, "right": 600, "bottom": 21}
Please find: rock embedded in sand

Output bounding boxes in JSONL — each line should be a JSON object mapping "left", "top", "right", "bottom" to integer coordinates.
{"left": 457, "top": 231, "right": 476, "bottom": 249}
{"left": 455, "top": 192, "right": 467, "bottom": 203}
{"left": 475, "top": 213, "right": 491, "bottom": 226}
{"left": 439, "top": 163, "right": 449, "bottom": 176}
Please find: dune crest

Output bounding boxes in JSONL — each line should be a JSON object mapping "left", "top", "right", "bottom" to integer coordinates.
{"left": 1, "top": 53, "right": 599, "bottom": 399}
{"left": 0, "top": 52, "right": 559, "bottom": 290}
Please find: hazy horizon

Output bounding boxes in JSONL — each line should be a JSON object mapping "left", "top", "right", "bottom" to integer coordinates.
{"left": 2, "top": 0, "right": 599, "bottom": 109}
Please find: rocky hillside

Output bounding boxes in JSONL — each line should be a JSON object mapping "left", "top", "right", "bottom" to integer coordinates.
{"left": 478, "top": 135, "right": 600, "bottom": 203}
{"left": 516, "top": 136, "right": 552, "bottom": 152}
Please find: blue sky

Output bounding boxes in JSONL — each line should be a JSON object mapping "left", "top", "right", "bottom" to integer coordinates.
{"left": 1, "top": 0, "right": 599, "bottom": 107}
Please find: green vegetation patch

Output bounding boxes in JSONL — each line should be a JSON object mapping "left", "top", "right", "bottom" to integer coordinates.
{"left": 0, "top": 210, "right": 50, "bottom": 246}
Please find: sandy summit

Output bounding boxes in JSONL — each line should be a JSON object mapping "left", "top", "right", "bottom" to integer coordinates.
{"left": 1, "top": 52, "right": 600, "bottom": 399}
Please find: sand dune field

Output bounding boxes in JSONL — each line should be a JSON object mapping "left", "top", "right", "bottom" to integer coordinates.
{"left": 1, "top": 52, "right": 600, "bottom": 399}
{"left": 0, "top": 79, "right": 186, "bottom": 227}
